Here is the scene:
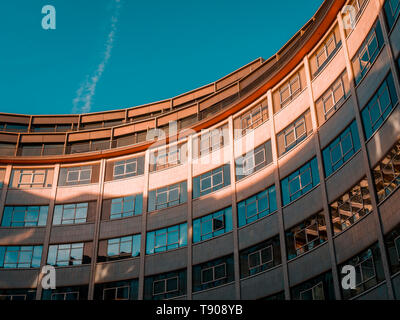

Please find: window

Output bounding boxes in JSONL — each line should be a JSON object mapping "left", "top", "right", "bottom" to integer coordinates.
{"left": 0, "top": 289, "right": 36, "bottom": 301}
{"left": 104, "top": 286, "right": 129, "bottom": 300}
{"left": 237, "top": 185, "right": 277, "bottom": 227}
{"left": 193, "top": 164, "right": 231, "bottom": 199}
{"left": 144, "top": 270, "right": 186, "bottom": 300}
{"left": 146, "top": 223, "right": 187, "bottom": 254}
{"left": 235, "top": 141, "right": 273, "bottom": 180}
{"left": 66, "top": 167, "right": 92, "bottom": 184}
{"left": 42, "top": 286, "right": 88, "bottom": 300}
{"left": 300, "top": 282, "right": 325, "bottom": 300}
{"left": 372, "top": 140, "right": 400, "bottom": 202}
{"left": 193, "top": 207, "right": 233, "bottom": 243}
{"left": 51, "top": 292, "right": 79, "bottom": 301}
{"left": 193, "top": 255, "right": 234, "bottom": 292}
{"left": 361, "top": 72, "right": 398, "bottom": 140}
{"left": 281, "top": 157, "right": 320, "bottom": 206}
{"left": 153, "top": 277, "right": 179, "bottom": 297}
{"left": 108, "top": 156, "right": 144, "bottom": 181}
{"left": 291, "top": 272, "right": 335, "bottom": 300}
{"left": 384, "top": 0, "right": 400, "bottom": 30}
{"left": 104, "top": 235, "right": 140, "bottom": 261}
{"left": 94, "top": 279, "right": 138, "bottom": 300}
{"left": 286, "top": 212, "right": 327, "bottom": 260}
{"left": 340, "top": 243, "right": 385, "bottom": 299}
{"left": 149, "top": 143, "right": 186, "bottom": 172}
{"left": 239, "top": 237, "right": 281, "bottom": 278}
{"left": 110, "top": 194, "right": 142, "bottom": 219}
{"left": 47, "top": 243, "right": 87, "bottom": 267}
{"left": 113, "top": 158, "right": 137, "bottom": 178}
{"left": 330, "top": 178, "right": 372, "bottom": 234}
{"left": 192, "top": 124, "right": 229, "bottom": 158}
{"left": 322, "top": 120, "right": 361, "bottom": 177}
{"left": 53, "top": 203, "right": 88, "bottom": 225}
{"left": 276, "top": 110, "right": 313, "bottom": 157}
{"left": 279, "top": 74, "right": 302, "bottom": 108}
{"left": 0, "top": 246, "right": 42, "bottom": 268}
{"left": 384, "top": 223, "right": 400, "bottom": 275}
{"left": 312, "top": 26, "right": 342, "bottom": 78}
{"left": 148, "top": 181, "right": 187, "bottom": 212}
{"left": 315, "top": 71, "right": 350, "bottom": 124}
{"left": 10, "top": 169, "right": 53, "bottom": 189}
{"left": 248, "top": 246, "right": 273, "bottom": 271}
{"left": 234, "top": 101, "right": 269, "bottom": 138}
{"left": 352, "top": 20, "right": 384, "bottom": 84}
{"left": 342, "top": 0, "right": 369, "bottom": 37}
{"left": 2, "top": 206, "right": 48, "bottom": 227}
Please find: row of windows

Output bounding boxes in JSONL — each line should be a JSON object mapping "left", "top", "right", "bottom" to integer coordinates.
{"left": 8, "top": 223, "right": 400, "bottom": 301}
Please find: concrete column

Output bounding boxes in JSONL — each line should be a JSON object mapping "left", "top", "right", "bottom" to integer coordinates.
{"left": 88, "top": 159, "right": 106, "bottom": 299}
{"left": 0, "top": 165, "right": 12, "bottom": 223}
{"left": 337, "top": 10, "right": 395, "bottom": 300}
{"left": 35, "top": 164, "right": 60, "bottom": 300}
{"left": 303, "top": 54, "right": 342, "bottom": 299}
{"left": 138, "top": 149, "right": 150, "bottom": 300}
{"left": 267, "top": 89, "right": 290, "bottom": 299}
{"left": 227, "top": 116, "right": 241, "bottom": 299}
{"left": 186, "top": 135, "right": 193, "bottom": 299}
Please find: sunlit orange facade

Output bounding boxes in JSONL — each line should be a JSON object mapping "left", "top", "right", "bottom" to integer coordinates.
{"left": 0, "top": 0, "right": 400, "bottom": 300}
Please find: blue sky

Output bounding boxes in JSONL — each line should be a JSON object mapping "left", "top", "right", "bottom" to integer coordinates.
{"left": 0, "top": 0, "right": 323, "bottom": 115}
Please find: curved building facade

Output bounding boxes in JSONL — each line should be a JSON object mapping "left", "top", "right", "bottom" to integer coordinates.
{"left": 0, "top": 0, "right": 400, "bottom": 300}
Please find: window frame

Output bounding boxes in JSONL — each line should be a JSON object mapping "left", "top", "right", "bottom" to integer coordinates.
{"left": 299, "top": 282, "right": 325, "bottom": 300}
{"left": 200, "top": 263, "right": 227, "bottom": 285}
{"left": 247, "top": 245, "right": 273, "bottom": 271}
{"left": 113, "top": 158, "right": 137, "bottom": 178}
{"left": 152, "top": 276, "right": 179, "bottom": 297}
{"left": 66, "top": 167, "right": 92, "bottom": 184}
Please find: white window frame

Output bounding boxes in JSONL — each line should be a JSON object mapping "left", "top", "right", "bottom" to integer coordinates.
{"left": 279, "top": 74, "right": 301, "bottom": 107}
{"left": 322, "top": 77, "right": 345, "bottom": 118}
{"left": 17, "top": 169, "right": 47, "bottom": 188}
{"left": 241, "top": 147, "right": 266, "bottom": 176}
{"left": 155, "top": 184, "right": 180, "bottom": 209}
{"left": 110, "top": 196, "right": 136, "bottom": 219}
{"left": 201, "top": 263, "right": 227, "bottom": 285}
{"left": 283, "top": 116, "right": 306, "bottom": 150}
{"left": 152, "top": 276, "right": 179, "bottom": 296}
{"left": 113, "top": 158, "right": 137, "bottom": 178}
{"left": 200, "top": 129, "right": 224, "bottom": 156}
{"left": 199, "top": 168, "right": 224, "bottom": 193}
{"left": 247, "top": 245, "right": 273, "bottom": 271}
{"left": 66, "top": 167, "right": 92, "bottom": 184}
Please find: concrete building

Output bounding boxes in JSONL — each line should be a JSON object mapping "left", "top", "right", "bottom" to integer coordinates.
{"left": 0, "top": 0, "right": 400, "bottom": 300}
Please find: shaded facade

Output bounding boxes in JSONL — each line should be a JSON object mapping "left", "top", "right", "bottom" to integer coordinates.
{"left": 1, "top": 0, "right": 400, "bottom": 300}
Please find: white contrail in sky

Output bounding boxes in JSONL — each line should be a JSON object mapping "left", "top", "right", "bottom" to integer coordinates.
{"left": 72, "top": 0, "right": 122, "bottom": 114}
